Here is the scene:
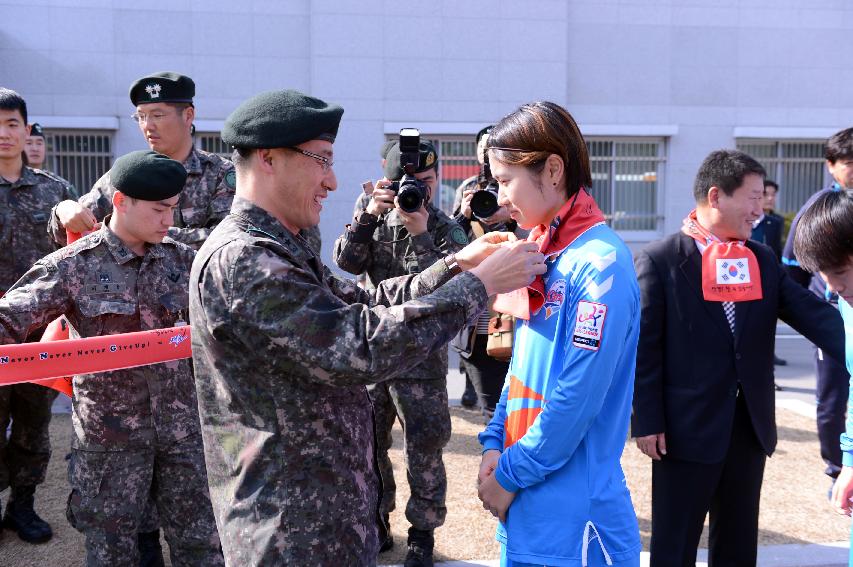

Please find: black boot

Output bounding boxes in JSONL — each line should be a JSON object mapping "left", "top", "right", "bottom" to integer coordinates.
{"left": 3, "top": 486, "right": 52, "bottom": 543}
{"left": 404, "top": 527, "right": 434, "bottom": 567}
{"left": 377, "top": 513, "right": 393, "bottom": 553}
{"left": 461, "top": 378, "right": 478, "bottom": 408}
{"left": 138, "top": 529, "right": 166, "bottom": 567}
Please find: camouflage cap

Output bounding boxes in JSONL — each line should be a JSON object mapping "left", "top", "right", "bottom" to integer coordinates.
{"left": 383, "top": 140, "right": 438, "bottom": 181}
{"left": 222, "top": 90, "right": 344, "bottom": 149}
{"left": 110, "top": 150, "right": 187, "bottom": 201}
{"left": 29, "top": 123, "right": 45, "bottom": 138}
{"left": 129, "top": 72, "right": 195, "bottom": 106}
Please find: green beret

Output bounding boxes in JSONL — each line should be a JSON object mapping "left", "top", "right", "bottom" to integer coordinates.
{"left": 129, "top": 72, "right": 195, "bottom": 106}
{"left": 221, "top": 89, "right": 344, "bottom": 149}
{"left": 380, "top": 139, "right": 396, "bottom": 159}
{"left": 110, "top": 151, "right": 186, "bottom": 201}
{"left": 29, "top": 123, "right": 44, "bottom": 138}
{"left": 383, "top": 140, "right": 438, "bottom": 181}
{"left": 476, "top": 125, "right": 492, "bottom": 144}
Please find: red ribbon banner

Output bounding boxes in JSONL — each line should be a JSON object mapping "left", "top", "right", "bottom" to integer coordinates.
{"left": 0, "top": 326, "right": 192, "bottom": 395}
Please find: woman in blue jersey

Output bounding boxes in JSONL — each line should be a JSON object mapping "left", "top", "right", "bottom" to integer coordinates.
{"left": 476, "top": 101, "right": 642, "bottom": 567}
{"left": 793, "top": 189, "right": 853, "bottom": 566}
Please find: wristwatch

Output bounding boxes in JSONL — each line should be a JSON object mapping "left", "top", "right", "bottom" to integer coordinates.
{"left": 444, "top": 254, "right": 462, "bottom": 277}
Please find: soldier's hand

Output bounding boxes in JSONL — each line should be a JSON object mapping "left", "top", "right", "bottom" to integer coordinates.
{"left": 455, "top": 231, "right": 518, "bottom": 271}
{"left": 478, "top": 449, "right": 501, "bottom": 487}
{"left": 366, "top": 179, "right": 396, "bottom": 216}
{"left": 469, "top": 240, "right": 546, "bottom": 296}
{"left": 396, "top": 201, "right": 428, "bottom": 236}
{"left": 460, "top": 189, "right": 476, "bottom": 219}
{"left": 55, "top": 200, "right": 97, "bottom": 232}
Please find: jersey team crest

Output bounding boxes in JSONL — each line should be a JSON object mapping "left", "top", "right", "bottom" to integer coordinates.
{"left": 716, "top": 258, "right": 751, "bottom": 284}
{"left": 572, "top": 300, "right": 607, "bottom": 351}
{"left": 543, "top": 278, "right": 566, "bottom": 320}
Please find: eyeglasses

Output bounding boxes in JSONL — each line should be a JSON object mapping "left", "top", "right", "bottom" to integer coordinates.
{"left": 130, "top": 111, "right": 173, "bottom": 125}
{"left": 286, "top": 147, "right": 334, "bottom": 172}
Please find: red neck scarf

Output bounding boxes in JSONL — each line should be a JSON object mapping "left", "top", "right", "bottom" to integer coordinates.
{"left": 681, "top": 210, "right": 762, "bottom": 302}
{"left": 493, "top": 188, "right": 605, "bottom": 320}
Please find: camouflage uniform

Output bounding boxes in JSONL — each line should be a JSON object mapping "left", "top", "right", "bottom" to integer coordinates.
{"left": 48, "top": 147, "right": 235, "bottom": 249}
{"left": 333, "top": 192, "right": 469, "bottom": 531}
{"left": 0, "top": 166, "right": 75, "bottom": 494}
{"left": 0, "top": 222, "right": 223, "bottom": 567}
{"left": 190, "top": 197, "right": 487, "bottom": 566}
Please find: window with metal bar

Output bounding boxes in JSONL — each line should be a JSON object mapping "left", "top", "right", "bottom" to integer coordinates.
{"left": 43, "top": 130, "right": 114, "bottom": 196}
{"left": 195, "top": 132, "right": 232, "bottom": 158}
{"left": 587, "top": 138, "right": 665, "bottom": 233}
{"left": 736, "top": 139, "right": 829, "bottom": 214}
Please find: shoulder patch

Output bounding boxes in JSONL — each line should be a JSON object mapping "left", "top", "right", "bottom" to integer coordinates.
{"left": 224, "top": 170, "right": 236, "bottom": 189}
{"left": 449, "top": 226, "right": 468, "bottom": 246}
{"left": 572, "top": 300, "right": 607, "bottom": 351}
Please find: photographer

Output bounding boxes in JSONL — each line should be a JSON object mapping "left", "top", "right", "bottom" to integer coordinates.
{"left": 333, "top": 136, "right": 468, "bottom": 566}
{"left": 451, "top": 127, "right": 526, "bottom": 423}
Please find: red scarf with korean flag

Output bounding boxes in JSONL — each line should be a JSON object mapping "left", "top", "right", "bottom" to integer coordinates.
{"left": 493, "top": 188, "right": 605, "bottom": 319}
{"left": 681, "top": 209, "right": 763, "bottom": 302}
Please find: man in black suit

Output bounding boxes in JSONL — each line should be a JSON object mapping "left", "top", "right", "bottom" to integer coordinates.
{"left": 751, "top": 179, "right": 787, "bottom": 369}
{"left": 632, "top": 150, "right": 845, "bottom": 566}
{"left": 750, "top": 179, "right": 784, "bottom": 261}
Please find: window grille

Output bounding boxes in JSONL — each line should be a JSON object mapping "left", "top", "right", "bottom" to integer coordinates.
{"left": 44, "top": 130, "right": 114, "bottom": 196}
{"left": 195, "top": 132, "right": 232, "bottom": 159}
{"left": 736, "top": 139, "right": 829, "bottom": 214}
{"left": 587, "top": 138, "right": 666, "bottom": 232}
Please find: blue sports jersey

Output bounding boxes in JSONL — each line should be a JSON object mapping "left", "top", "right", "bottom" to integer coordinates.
{"left": 479, "top": 223, "right": 641, "bottom": 566}
{"left": 839, "top": 299, "right": 853, "bottom": 466}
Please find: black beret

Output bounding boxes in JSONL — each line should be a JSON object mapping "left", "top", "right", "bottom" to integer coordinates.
{"left": 383, "top": 140, "right": 438, "bottom": 181}
{"left": 476, "top": 125, "right": 493, "bottom": 144}
{"left": 221, "top": 90, "right": 344, "bottom": 149}
{"left": 221, "top": 90, "right": 344, "bottom": 148}
{"left": 29, "top": 123, "right": 44, "bottom": 138}
{"left": 380, "top": 139, "right": 396, "bottom": 159}
{"left": 129, "top": 72, "right": 195, "bottom": 106}
{"left": 110, "top": 150, "right": 186, "bottom": 201}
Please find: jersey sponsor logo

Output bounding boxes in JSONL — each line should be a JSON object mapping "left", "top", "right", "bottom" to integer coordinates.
{"left": 572, "top": 300, "right": 607, "bottom": 351}
{"left": 716, "top": 258, "right": 751, "bottom": 284}
{"left": 543, "top": 278, "right": 566, "bottom": 320}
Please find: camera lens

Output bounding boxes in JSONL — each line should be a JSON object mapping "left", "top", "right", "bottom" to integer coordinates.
{"left": 397, "top": 186, "right": 423, "bottom": 213}
{"left": 471, "top": 190, "right": 499, "bottom": 219}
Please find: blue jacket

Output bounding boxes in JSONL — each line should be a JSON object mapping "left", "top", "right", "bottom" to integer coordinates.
{"left": 479, "top": 223, "right": 641, "bottom": 566}
{"left": 839, "top": 299, "right": 853, "bottom": 465}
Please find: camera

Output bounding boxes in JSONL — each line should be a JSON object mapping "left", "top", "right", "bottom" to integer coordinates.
{"left": 470, "top": 156, "right": 500, "bottom": 220}
{"left": 389, "top": 128, "right": 430, "bottom": 214}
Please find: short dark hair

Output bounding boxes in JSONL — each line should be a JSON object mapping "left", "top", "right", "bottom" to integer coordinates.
{"left": 764, "top": 179, "right": 779, "bottom": 193}
{"left": 231, "top": 147, "right": 254, "bottom": 172}
{"left": 0, "top": 88, "right": 27, "bottom": 124}
{"left": 794, "top": 190, "right": 853, "bottom": 272}
{"left": 487, "top": 101, "right": 591, "bottom": 198}
{"left": 692, "top": 149, "right": 766, "bottom": 203}
{"left": 825, "top": 127, "right": 853, "bottom": 164}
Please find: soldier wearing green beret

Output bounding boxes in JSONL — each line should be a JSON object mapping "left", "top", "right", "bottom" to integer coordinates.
{"left": 333, "top": 139, "right": 469, "bottom": 564}
{"left": 0, "top": 150, "right": 224, "bottom": 566}
{"left": 0, "top": 88, "right": 77, "bottom": 544}
{"left": 24, "top": 123, "right": 46, "bottom": 170}
{"left": 49, "top": 71, "right": 238, "bottom": 251}
{"left": 189, "top": 89, "right": 546, "bottom": 565}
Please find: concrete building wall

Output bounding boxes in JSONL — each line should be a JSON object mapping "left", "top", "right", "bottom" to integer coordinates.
{"left": 2, "top": 0, "right": 851, "bottom": 264}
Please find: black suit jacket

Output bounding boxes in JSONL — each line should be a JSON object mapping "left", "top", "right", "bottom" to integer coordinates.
{"left": 632, "top": 232, "right": 844, "bottom": 463}
{"left": 751, "top": 212, "right": 784, "bottom": 261}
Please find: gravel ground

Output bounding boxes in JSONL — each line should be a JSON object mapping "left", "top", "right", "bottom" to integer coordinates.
{"left": 0, "top": 406, "right": 848, "bottom": 566}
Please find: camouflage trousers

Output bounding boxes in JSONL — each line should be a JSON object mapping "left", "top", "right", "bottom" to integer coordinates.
{"left": 66, "top": 434, "right": 224, "bottom": 567}
{"left": 0, "top": 383, "right": 57, "bottom": 491}
{"left": 369, "top": 377, "right": 451, "bottom": 531}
